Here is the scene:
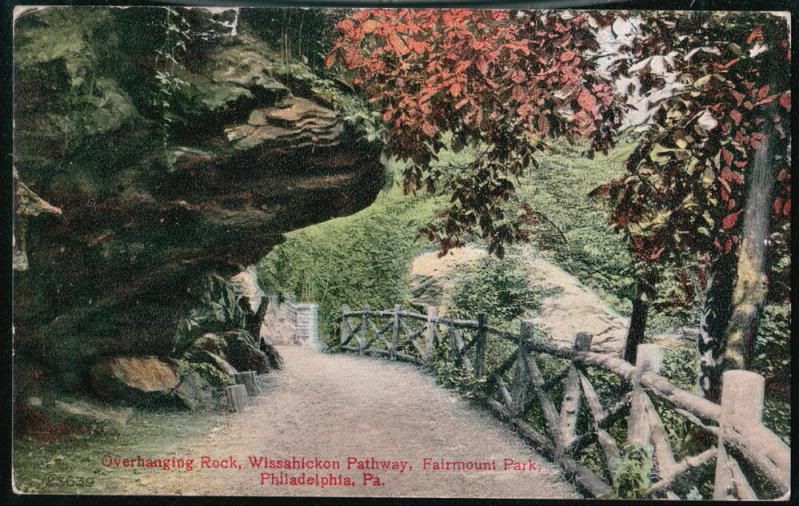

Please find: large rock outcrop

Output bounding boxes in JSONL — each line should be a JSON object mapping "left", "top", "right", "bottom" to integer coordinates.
{"left": 13, "top": 7, "right": 383, "bottom": 390}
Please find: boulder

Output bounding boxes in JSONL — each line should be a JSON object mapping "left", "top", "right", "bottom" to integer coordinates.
{"left": 90, "top": 356, "right": 180, "bottom": 405}
{"left": 200, "top": 350, "right": 238, "bottom": 376}
{"left": 222, "top": 330, "right": 271, "bottom": 374}
{"left": 172, "top": 370, "right": 216, "bottom": 412}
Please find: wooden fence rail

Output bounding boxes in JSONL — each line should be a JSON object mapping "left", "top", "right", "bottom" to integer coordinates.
{"left": 333, "top": 304, "right": 790, "bottom": 500}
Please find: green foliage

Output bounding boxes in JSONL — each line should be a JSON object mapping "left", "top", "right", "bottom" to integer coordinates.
{"left": 515, "top": 144, "right": 637, "bottom": 316}
{"left": 343, "top": 109, "right": 385, "bottom": 144}
{"left": 150, "top": 7, "right": 191, "bottom": 153}
{"left": 172, "top": 359, "right": 234, "bottom": 388}
{"left": 258, "top": 184, "right": 438, "bottom": 343}
{"left": 426, "top": 341, "right": 484, "bottom": 396}
{"left": 610, "top": 443, "right": 654, "bottom": 499}
{"left": 172, "top": 273, "right": 248, "bottom": 357}
{"left": 753, "top": 304, "right": 791, "bottom": 398}
{"left": 451, "top": 256, "right": 540, "bottom": 323}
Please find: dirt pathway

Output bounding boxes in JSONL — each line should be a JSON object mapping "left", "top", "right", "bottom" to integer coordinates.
{"left": 104, "top": 346, "right": 579, "bottom": 498}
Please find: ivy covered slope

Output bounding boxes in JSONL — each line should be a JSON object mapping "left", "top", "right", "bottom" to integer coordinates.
{"left": 13, "top": 7, "right": 384, "bottom": 388}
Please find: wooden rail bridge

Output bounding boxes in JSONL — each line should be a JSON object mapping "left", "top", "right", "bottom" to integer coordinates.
{"left": 334, "top": 304, "right": 791, "bottom": 500}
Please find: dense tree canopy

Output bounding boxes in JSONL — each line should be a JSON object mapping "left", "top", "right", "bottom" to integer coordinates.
{"left": 326, "top": 8, "right": 791, "bottom": 398}
{"left": 328, "top": 9, "right": 623, "bottom": 256}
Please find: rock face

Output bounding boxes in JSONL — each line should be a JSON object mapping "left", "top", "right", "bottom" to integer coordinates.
{"left": 13, "top": 7, "right": 383, "bottom": 390}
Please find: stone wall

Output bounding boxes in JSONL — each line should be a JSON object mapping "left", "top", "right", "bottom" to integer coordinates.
{"left": 260, "top": 296, "right": 319, "bottom": 349}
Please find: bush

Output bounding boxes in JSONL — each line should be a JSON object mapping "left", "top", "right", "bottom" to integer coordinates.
{"left": 451, "top": 256, "right": 541, "bottom": 323}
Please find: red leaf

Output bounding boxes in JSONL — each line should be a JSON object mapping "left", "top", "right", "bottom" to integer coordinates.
{"left": 511, "top": 85, "right": 526, "bottom": 102}
{"left": 538, "top": 114, "right": 550, "bottom": 135}
{"left": 560, "top": 50, "right": 576, "bottom": 62}
{"left": 362, "top": 19, "right": 379, "bottom": 33}
{"left": 773, "top": 197, "right": 784, "bottom": 214}
{"left": 784, "top": 199, "right": 791, "bottom": 216}
{"left": 476, "top": 55, "right": 488, "bottom": 75}
{"left": 324, "top": 52, "right": 336, "bottom": 68}
{"left": 421, "top": 121, "right": 436, "bottom": 137}
{"left": 577, "top": 88, "right": 597, "bottom": 112}
{"left": 720, "top": 167, "right": 744, "bottom": 185}
{"left": 388, "top": 32, "right": 409, "bottom": 55}
{"left": 720, "top": 148, "right": 733, "bottom": 167}
{"left": 338, "top": 19, "right": 355, "bottom": 31}
{"left": 449, "top": 82, "right": 462, "bottom": 97}
{"left": 729, "top": 109, "right": 742, "bottom": 126}
{"left": 757, "top": 85, "right": 770, "bottom": 101}
{"left": 779, "top": 92, "right": 791, "bottom": 111}
{"left": 722, "top": 210, "right": 741, "bottom": 230}
{"left": 745, "top": 26, "right": 763, "bottom": 43}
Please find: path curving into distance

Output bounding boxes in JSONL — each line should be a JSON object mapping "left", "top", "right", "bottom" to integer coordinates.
{"left": 113, "top": 346, "right": 580, "bottom": 498}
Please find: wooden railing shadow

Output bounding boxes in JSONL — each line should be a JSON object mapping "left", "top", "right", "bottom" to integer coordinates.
{"left": 333, "top": 304, "right": 790, "bottom": 500}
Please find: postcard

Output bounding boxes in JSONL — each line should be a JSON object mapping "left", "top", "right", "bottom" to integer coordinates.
{"left": 10, "top": 4, "right": 791, "bottom": 499}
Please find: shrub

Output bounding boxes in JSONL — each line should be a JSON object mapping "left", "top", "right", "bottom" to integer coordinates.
{"left": 451, "top": 256, "right": 540, "bottom": 323}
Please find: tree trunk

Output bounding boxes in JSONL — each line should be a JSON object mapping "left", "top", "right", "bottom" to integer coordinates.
{"left": 697, "top": 253, "right": 736, "bottom": 402}
{"left": 723, "top": 121, "right": 776, "bottom": 371}
{"left": 622, "top": 272, "right": 657, "bottom": 364}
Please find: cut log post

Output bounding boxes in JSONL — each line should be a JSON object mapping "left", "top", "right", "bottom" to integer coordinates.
{"left": 578, "top": 370, "right": 620, "bottom": 475}
{"left": 235, "top": 371, "right": 259, "bottom": 397}
{"left": 519, "top": 322, "right": 561, "bottom": 443}
{"left": 424, "top": 305, "right": 437, "bottom": 360}
{"left": 453, "top": 328, "right": 473, "bottom": 372}
{"left": 358, "top": 304, "right": 369, "bottom": 354}
{"left": 225, "top": 384, "right": 249, "bottom": 412}
{"left": 447, "top": 326, "right": 458, "bottom": 362}
{"left": 628, "top": 344, "right": 661, "bottom": 447}
{"left": 510, "top": 332, "right": 529, "bottom": 415}
{"left": 557, "top": 332, "right": 592, "bottom": 455}
{"left": 644, "top": 395, "right": 677, "bottom": 480}
{"left": 391, "top": 304, "right": 400, "bottom": 358}
{"left": 713, "top": 370, "right": 766, "bottom": 500}
{"left": 474, "top": 313, "right": 487, "bottom": 378}
{"left": 340, "top": 305, "right": 351, "bottom": 346}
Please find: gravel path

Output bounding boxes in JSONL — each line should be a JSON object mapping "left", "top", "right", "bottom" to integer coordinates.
{"left": 113, "top": 346, "right": 579, "bottom": 498}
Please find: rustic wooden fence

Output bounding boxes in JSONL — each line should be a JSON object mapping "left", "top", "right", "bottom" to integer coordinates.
{"left": 334, "top": 304, "right": 791, "bottom": 500}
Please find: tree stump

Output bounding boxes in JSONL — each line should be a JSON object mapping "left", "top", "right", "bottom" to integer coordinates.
{"left": 235, "top": 371, "right": 260, "bottom": 396}
{"left": 225, "top": 384, "right": 249, "bottom": 412}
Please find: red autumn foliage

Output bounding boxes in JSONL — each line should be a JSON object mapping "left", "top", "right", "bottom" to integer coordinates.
{"left": 328, "top": 8, "right": 622, "bottom": 256}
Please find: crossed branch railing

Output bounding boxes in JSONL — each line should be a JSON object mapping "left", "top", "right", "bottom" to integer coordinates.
{"left": 333, "top": 304, "right": 790, "bottom": 500}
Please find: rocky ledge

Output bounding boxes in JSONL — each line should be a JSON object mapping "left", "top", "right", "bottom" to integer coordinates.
{"left": 13, "top": 6, "right": 383, "bottom": 408}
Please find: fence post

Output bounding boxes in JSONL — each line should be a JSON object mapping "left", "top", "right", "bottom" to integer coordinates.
{"left": 628, "top": 343, "right": 661, "bottom": 447}
{"left": 391, "top": 304, "right": 400, "bottom": 359}
{"left": 425, "top": 305, "right": 438, "bottom": 359}
{"left": 510, "top": 329, "right": 529, "bottom": 415}
{"left": 474, "top": 313, "right": 487, "bottom": 378}
{"left": 713, "top": 370, "right": 763, "bottom": 500}
{"left": 557, "top": 332, "right": 592, "bottom": 454}
{"left": 359, "top": 304, "right": 369, "bottom": 355}
{"left": 340, "top": 305, "right": 350, "bottom": 346}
